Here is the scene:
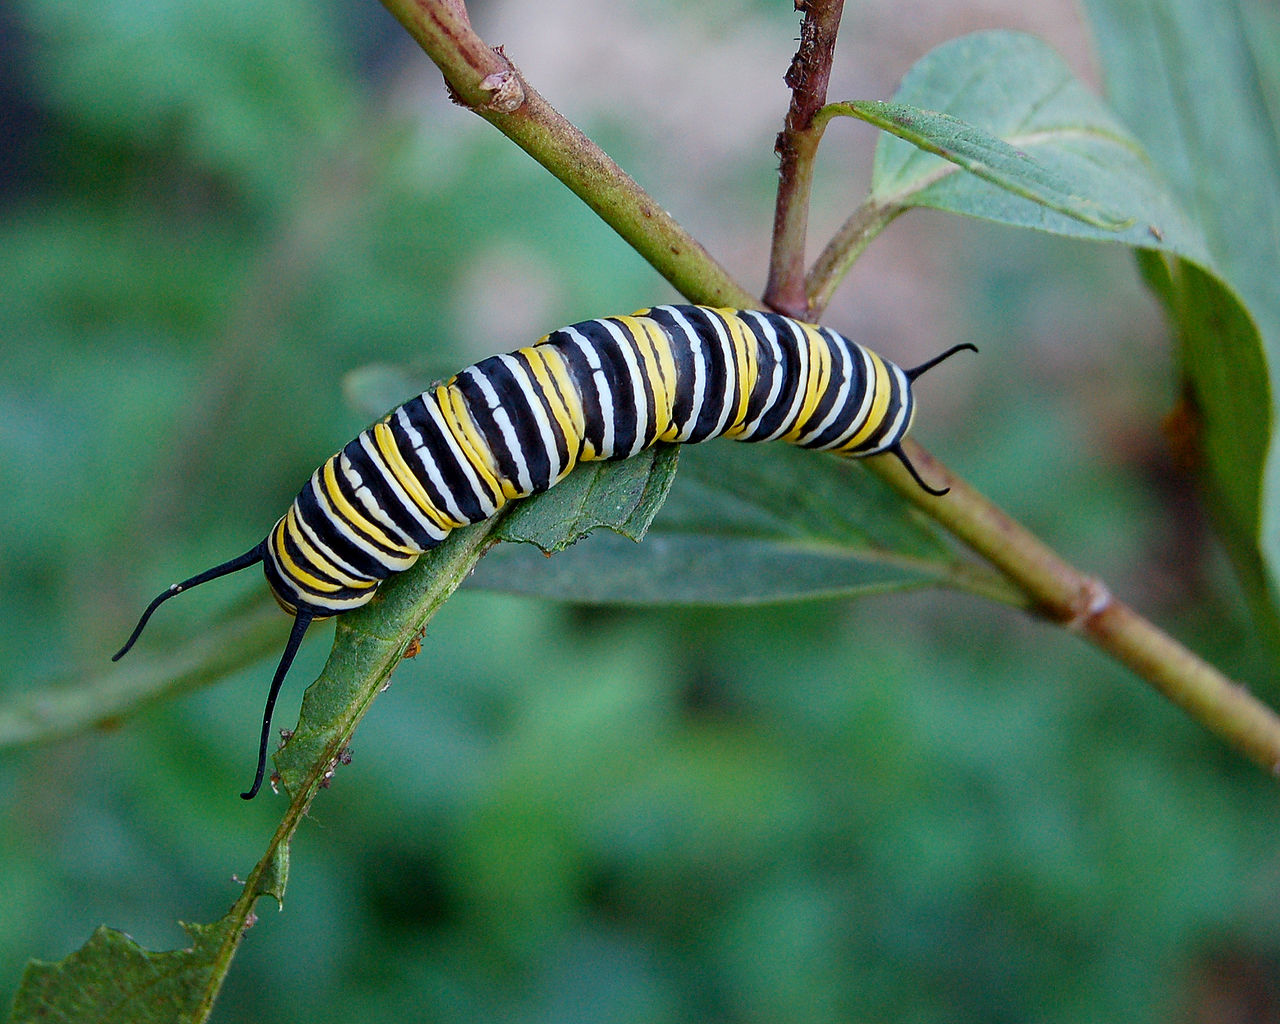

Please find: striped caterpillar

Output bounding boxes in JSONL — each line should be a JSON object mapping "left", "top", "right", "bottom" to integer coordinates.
{"left": 115, "top": 304, "right": 974, "bottom": 797}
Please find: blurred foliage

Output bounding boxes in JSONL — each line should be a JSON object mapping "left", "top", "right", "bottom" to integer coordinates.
{"left": 2, "top": 0, "right": 1279, "bottom": 1022}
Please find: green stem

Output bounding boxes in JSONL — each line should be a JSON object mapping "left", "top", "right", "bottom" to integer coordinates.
{"left": 361, "top": 0, "right": 1280, "bottom": 791}
{"left": 192, "top": 518, "right": 505, "bottom": 1020}
{"left": 272, "top": 519, "right": 505, "bottom": 791}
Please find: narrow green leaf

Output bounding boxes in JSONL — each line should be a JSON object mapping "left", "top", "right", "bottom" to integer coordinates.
{"left": 475, "top": 531, "right": 945, "bottom": 605}
{"left": 826, "top": 99, "right": 1132, "bottom": 230}
{"left": 272, "top": 516, "right": 502, "bottom": 795}
{"left": 13, "top": 526, "right": 511, "bottom": 1024}
{"left": 4, "top": 516, "right": 494, "bottom": 1024}
{"left": 11, "top": 738, "right": 305, "bottom": 1024}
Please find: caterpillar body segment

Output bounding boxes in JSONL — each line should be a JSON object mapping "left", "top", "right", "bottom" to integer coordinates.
{"left": 115, "top": 304, "right": 975, "bottom": 798}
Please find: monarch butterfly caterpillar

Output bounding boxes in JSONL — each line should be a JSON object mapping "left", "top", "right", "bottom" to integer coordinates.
{"left": 115, "top": 304, "right": 975, "bottom": 798}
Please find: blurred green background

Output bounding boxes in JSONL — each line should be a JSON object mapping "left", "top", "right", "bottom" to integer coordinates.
{"left": 2, "top": 0, "right": 1278, "bottom": 1020}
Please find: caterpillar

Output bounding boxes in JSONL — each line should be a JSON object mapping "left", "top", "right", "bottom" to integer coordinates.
{"left": 114, "top": 304, "right": 974, "bottom": 798}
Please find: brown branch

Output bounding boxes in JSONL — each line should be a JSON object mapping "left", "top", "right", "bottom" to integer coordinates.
{"left": 764, "top": 0, "right": 846, "bottom": 318}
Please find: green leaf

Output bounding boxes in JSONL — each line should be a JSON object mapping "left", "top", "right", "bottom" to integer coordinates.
{"left": 1078, "top": 0, "right": 1280, "bottom": 645}
{"left": 471, "top": 442, "right": 1021, "bottom": 607}
{"left": 9, "top": 921, "right": 235, "bottom": 1024}
{"left": 856, "top": 28, "right": 1278, "bottom": 646}
{"left": 5, "top": 501, "right": 493, "bottom": 1024}
{"left": 8, "top": 526, "right": 511, "bottom": 1024}
{"left": 866, "top": 31, "right": 1204, "bottom": 257}
{"left": 9, "top": 761, "right": 294, "bottom": 1024}
{"left": 826, "top": 99, "right": 1132, "bottom": 230}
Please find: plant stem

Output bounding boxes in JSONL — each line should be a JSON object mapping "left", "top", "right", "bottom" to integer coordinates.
{"left": 377, "top": 0, "right": 756, "bottom": 310}
{"left": 764, "top": 0, "right": 846, "bottom": 318}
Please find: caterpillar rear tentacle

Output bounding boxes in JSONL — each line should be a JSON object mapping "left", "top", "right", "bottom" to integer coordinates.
{"left": 115, "top": 305, "right": 976, "bottom": 799}
{"left": 887, "top": 342, "right": 980, "bottom": 497}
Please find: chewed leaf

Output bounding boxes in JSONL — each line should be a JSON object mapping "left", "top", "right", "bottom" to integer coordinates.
{"left": 495, "top": 445, "right": 680, "bottom": 552}
{"left": 10, "top": 921, "right": 233, "bottom": 1024}
{"left": 827, "top": 100, "right": 1132, "bottom": 230}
